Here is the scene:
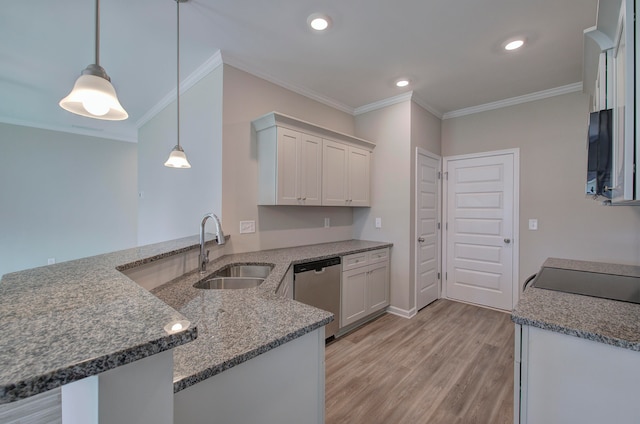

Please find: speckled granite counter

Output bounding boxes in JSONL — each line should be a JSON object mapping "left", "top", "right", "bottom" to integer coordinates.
{"left": 512, "top": 258, "right": 640, "bottom": 351}
{"left": 151, "top": 239, "right": 392, "bottom": 393}
{"left": 0, "top": 235, "right": 213, "bottom": 404}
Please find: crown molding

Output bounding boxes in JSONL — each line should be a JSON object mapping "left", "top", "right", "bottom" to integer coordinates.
{"left": 410, "top": 94, "right": 443, "bottom": 119}
{"left": 0, "top": 116, "right": 138, "bottom": 143}
{"left": 442, "top": 82, "right": 584, "bottom": 119}
{"left": 353, "top": 92, "right": 414, "bottom": 115}
{"left": 221, "top": 53, "right": 355, "bottom": 115}
{"left": 135, "top": 50, "right": 224, "bottom": 129}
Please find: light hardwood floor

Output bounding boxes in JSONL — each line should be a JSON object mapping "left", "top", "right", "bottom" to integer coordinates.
{"left": 325, "top": 299, "right": 514, "bottom": 424}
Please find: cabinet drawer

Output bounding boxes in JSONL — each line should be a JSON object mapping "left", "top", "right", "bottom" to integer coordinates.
{"left": 368, "top": 248, "right": 389, "bottom": 264}
{"left": 342, "top": 252, "right": 368, "bottom": 271}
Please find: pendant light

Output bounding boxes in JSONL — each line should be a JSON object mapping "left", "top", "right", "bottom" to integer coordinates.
{"left": 164, "top": 0, "right": 191, "bottom": 168}
{"left": 59, "top": 0, "right": 128, "bottom": 120}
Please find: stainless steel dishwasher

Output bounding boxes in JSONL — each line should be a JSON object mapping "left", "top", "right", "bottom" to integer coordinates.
{"left": 293, "top": 257, "right": 341, "bottom": 339}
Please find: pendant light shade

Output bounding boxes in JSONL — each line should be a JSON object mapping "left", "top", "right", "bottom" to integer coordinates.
{"left": 164, "top": 145, "right": 191, "bottom": 168}
{"left": 59, "top": 0, "right": 128, "bottom": 121}
{"left": 164, "top": 0, "right": 191, "bottom": 169}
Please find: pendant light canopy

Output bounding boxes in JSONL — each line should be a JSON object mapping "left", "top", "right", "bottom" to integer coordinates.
{"left": 59, "top": 0, "right": 128, "bottom": 120}
{"left": 164, "top": 0, "right": 191, "bottom": 169}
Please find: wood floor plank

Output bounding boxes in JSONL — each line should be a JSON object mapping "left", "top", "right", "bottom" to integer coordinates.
{"left": 325, "top": 299, "right": 514, "bottom": 424}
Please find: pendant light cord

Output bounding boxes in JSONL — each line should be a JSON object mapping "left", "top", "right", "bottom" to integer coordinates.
{"left": 95, "top": 0, "right": 100, "bottom": 66}
{"left": 176, "top": 0, "right": 181, "bottom": 149}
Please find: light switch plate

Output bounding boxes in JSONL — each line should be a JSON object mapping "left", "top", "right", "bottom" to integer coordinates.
{"left": 47, "top": 258, "right": 55, "bottom": 265}
{"left": 324, "top": 218, "right": 330, "bottom": 228}
{"left": 528, "top": 219, "right": 538, "bottom": 230}
{"left": 375, "top": 217, "right": 382, "bottom": 228}
{"left": 240, "top": 220, "right": 256, "bottom": 234}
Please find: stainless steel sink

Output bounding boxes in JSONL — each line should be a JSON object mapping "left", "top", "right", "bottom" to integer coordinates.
{"left": 212, "top": 264, "right": 273, "bottom": 278}
{"left": 194, "top": 277, "right": 264, "bottom": 290}
{"left": 193, "top": 264, "right": 273, "bottom": 290}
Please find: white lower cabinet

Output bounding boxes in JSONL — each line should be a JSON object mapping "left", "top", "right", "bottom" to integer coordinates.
{"left": 341, "top": 248, "right": 390, "bottom": 328}
{"left": 515, "top": 324, "right": 640, "bottom": 424}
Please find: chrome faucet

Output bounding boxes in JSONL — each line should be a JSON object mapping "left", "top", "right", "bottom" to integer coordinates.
{"left": 199, "top": 213, "right": 226, "bottom": 273}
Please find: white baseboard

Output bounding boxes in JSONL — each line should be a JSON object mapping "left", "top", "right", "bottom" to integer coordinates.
{"left": 386, "top": 305, "right": 416, "bottom": 319}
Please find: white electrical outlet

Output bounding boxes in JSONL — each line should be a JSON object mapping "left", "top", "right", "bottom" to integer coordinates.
{"left": 324, "top": 218, "right": 330, "bottom": 228}
{"left": 239, "top": 220, "right": 256, "bottom": 234}
{"left": 47, "top": 258, "right": 55, "bottom": 265}
{"left": 528, "top": 219, "right": 538, "bottom": 231}
{"left": 375, "top": 217, "right": 382, "bottom": 228}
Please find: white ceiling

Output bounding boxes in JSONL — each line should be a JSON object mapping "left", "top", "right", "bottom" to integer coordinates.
{"left": 1, "top": 0, "right": 598, "bottom": 141}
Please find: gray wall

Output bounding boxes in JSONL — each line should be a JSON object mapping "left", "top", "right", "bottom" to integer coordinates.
{"left": 353, "top": 100, "right": 442, "bottom": 314}
{"left": 0, "top": 123, "right": 138, "bottom": 277}
{"left": 137, "top": 67, "right": 224, "bottom": 245}
{"left": 442, "top": 91, "right": 640, "bottom": 286}
{"left": 221, "top": 65, "right": 356, "bottom": 254}
{"left": 353, "top": 101, "right": 413, "bottom": 313}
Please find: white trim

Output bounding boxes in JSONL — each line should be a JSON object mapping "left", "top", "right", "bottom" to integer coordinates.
{"left": 442, "top": 148, "right": 520, "bottom": 310}
{"left": 411, "top": 94, "right": 444, "bottom": 119}
{"left": 386, "top": 305, "right": 416, "bottom": 319}
{"left": 0, "top": 116, "right": 138, "bottom": 143}
{"left": 353, "top": 91, "right": 444, "bottom": 119}
{"left": 221, "top": 53, "right": 355, "bottom": 115}
{"left": 136, "top": 51, "right": 224, "bottom": 129}
{"left": 354, "top": 92, "right": 414, "bottom": 115}
{"left": 442, "top": 83, "right": 583, "bottom": 119}
{"left": 414, "top": 148, "right": 442, "bottom": 313}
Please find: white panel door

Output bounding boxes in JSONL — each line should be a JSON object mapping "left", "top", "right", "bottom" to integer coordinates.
{"left": 276, "top": 128, "right": 300, "bottom": 205}
{"left": 341, "top": 267, "right": 368, "bottom": 327}
{"left": 300, "top": 133, "right": 322, "bottom": 205}
{"left": 445, "top": 152, "right": 515, "bottom": 311}
{"left": 348, "top": 146, "right": 370, "bottom": 207}
{"left": 416, "top": 150, "right": 440, "bottom": 311}
{"left": 322, "top": 139, "right": 348, "bottom": 206}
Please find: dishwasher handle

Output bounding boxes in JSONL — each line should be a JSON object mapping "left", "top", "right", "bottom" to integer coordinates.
{"left": 293, "top": 257, "right": 341, "bottom": 273}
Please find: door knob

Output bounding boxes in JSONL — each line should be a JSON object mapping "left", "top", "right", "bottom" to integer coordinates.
{"left": 418, "top": 237, "right": 425, "bottom": 243}
{"left": 504, "top": 238, "right": 511, "bottom": 244}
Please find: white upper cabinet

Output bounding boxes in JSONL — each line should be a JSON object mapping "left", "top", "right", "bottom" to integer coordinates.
{"left": 322, "top": 139, "right": 371, "bottom": 207}
{"left": 584, "top": 0, "right": 639, "bottom": 204}
{"left": 253, "top": 112, "right": 375, "bottom": 207}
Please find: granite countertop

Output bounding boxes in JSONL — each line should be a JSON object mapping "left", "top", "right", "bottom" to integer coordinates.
{"left": 0, "top": 235, "right": 213, "bottom": 404}
{"left": 512, "top": 257, "right": 640, "bottom": 351}
{"left": 151, "top": 239, "right": 392, "bottom": 393}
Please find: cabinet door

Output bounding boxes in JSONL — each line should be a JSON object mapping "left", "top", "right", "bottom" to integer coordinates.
{"left": 348, "top": 147, "right": 371, "bottom": 207}
{"left": 341, "top": 267, "right": 368, "bottom": 327}
{"left": 300, "top": 133, "right": 322, "bottom": 205}
{"left": 367, "top": 262, "right": 389, "bottom": 313}
{"left": 277, "top": 128, "right": 301, "bottom": 205}
{"left": 322, "top": 139, "right": 349, "bottom": 206}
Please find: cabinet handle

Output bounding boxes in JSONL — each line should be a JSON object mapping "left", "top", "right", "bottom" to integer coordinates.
{"left": 302, "top": 197, "right": 306, "bottom": 200}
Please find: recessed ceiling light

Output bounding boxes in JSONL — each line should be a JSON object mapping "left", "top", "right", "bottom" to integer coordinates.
{"left": 308, "top": 13, "right": 332, "bottom": 31}
{"left": 396, "top": 79, "right": 410, "bottom": 88}
{"left": 504, "top": 39, "right": 525, "bottom": 51}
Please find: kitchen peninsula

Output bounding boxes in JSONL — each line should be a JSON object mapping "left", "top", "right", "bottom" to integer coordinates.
{"left": 512, "top": 258, "right": 640, "bottom": 424}
{"left": 0, "top": 235, "right": 391, "bottom": 423}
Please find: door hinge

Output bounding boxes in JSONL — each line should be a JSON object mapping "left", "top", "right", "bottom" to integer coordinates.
{"left": 437, "top": 272, "right": 441, "bottom": 280}
{"left": 437, "top": 222, "right": 441, "bottom": 230}
{"left": 445, "top": 222, "right": 448, "bottom": 231}
{"left": 437, "top": 171, "right": 442, "bottom": 179}
{"left": 445, "top": 272, "right": 448, "bottom": 280}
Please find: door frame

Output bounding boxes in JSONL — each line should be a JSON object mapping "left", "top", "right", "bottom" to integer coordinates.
{"left": 414, "top": 147, "right": 442, "bottom": 312}
{"left": 442, "top": 148, "right": 520, "bottom": 309}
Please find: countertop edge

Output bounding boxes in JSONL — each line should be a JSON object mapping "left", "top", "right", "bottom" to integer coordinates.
{"left": 172, "top": 316, "right": 332, "bottom": 393}
{"left": 0, "top": 327, "right": 198, "bottom": 405}
{"left": 510, "top": 314, "right": 640, "bottom": 352}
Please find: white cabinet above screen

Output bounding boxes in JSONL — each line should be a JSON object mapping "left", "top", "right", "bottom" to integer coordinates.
{"left": 253, "top": 112, "right": 375, "bottom": 207}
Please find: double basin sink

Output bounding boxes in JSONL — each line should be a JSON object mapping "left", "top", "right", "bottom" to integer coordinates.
{"left": 193, "top": 264, "right": 273, "bottom": 290}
